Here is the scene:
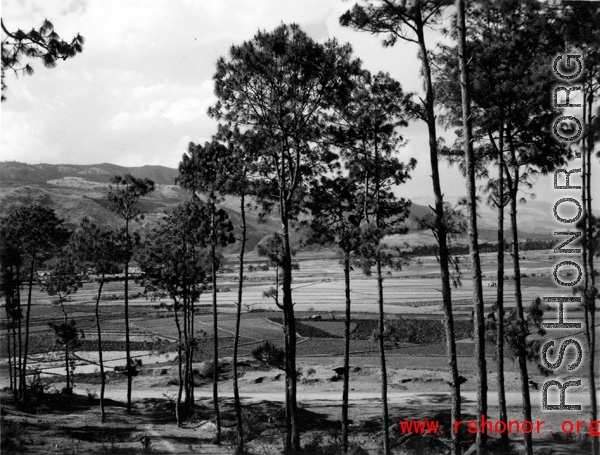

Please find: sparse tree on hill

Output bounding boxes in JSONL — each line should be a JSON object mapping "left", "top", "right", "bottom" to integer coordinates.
{"left": 353, "top": 168, "right": 413, "bottom": 455}
{"left": 481, "top": 171, "right": 511, "bottom": 450}
{"left": 71, "top": 218, "right": 123, "bottom": 422}
{"left": 455, "top": 1, "right": 487, "bottom": 451}
{"left": 257, "top": 233, "right": 286, "bottom": 309}
{"left": 0, "top": 204, "right": 70, "bottom": 402}
{"left": 1, "top": 18, "right": 84, "bottom": 101}
{"left": 208, "top": 23, "right": 359, "bottom": 451}
{"left": 306, "top": 175, "right": 365, "bottom": 453}
{"left": 212, "top": 124, "right": 260, "bottom": 453}
{"left": 558, "top": 5, "right": 600, "bottom": 454}
{"left": 0, "top": 224, "right": 22, "bottom": 399}
{"left": 480, "top": 146, "right": 511, "bottom": 451}
{"left": 107, "top": 174, "right": 155, "bottom": 414}
{"left": 434, "top": 3, "right": 570, "bottom": 453}
{"left": 137, "top": 198, "right": 212, "bottom": 425}
{"left": 339, "top": 5, "right": 462, "bottom": 452}
{"left": 503, "top": 297, "right": 546, "bottom": 371}
{"left": 41, "top": 251, "right": 83, "bottom": 394}
{"left": 178, "top": 141, "right": 236, "bottom": 443}
{"left": 487, "top": 13, "right": 566, "bottom": 455}
{"left": 327, "top": 68, "right": 415, "bottom": 455}
{"left": 432, "top": 5, "right": 514, "bottom": 449}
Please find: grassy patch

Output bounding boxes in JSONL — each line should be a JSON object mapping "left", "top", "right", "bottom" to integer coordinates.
{"left": 267, "top": 318, "right": 341, "bottom": 338}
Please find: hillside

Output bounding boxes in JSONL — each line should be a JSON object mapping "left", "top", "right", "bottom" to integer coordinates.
{"left": 409, "top": 196, "right": 559, "bottom": 242}
{"left": 0, "top": 162, "right": 179, "bottom": 186}
{"left": 0, "top": 162, "right": 282, "bottom": 252}
{"left": 0, "top": 162, "right": 555, "bottom": 253}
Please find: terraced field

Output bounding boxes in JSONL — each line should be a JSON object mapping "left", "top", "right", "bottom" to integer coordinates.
{"left": 1, "top": 249, "right": 593, "bottom": 368}
{"left": 1, "top": 249, "right": 598, "bottom": 455}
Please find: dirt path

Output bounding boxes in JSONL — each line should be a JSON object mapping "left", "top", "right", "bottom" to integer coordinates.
{"left": 145, "top": 425, "right": 177, "bottom": 453}
{"left": 100, "top": 387, "right": 591, "bottom": 408}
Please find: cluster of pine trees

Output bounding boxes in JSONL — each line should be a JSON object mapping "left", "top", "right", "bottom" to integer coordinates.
{"left": 1, "top": 1, "right": 598, "bottom": 455}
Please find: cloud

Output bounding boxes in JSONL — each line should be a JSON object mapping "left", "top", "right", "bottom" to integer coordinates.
{"left": 61, "top": 0, "right": 88, "bottom": 16}
{"left": 0, "top": 0, "right": 464, "bottom": 199}
{"left": 1, "top": 0, "right": 440, "bottom": 173}
{"left": 164, "top": 97, "right": 206, "bottom": 126}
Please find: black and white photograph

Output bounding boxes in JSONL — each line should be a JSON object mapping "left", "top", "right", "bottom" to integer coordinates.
{"left": 0, "top": 1, "right": 598, "bottom": 454}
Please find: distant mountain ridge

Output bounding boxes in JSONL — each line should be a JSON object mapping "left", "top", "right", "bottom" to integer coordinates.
{"left": 0, "top": 161, "right": 280, "bottom": 252}
{"left": 0, "top": 162, "right": 179, "bottom": 186}
{"left": 0, "top": 162, "right": 557, "bottom": 250}
{"left": 409, "top": 196, "right": 559, "bottom": 240}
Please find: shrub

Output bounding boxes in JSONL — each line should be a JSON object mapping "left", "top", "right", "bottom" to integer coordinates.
{"left": 26, "top": 368, "right": 48, "bottom": 395}
{"left": 251, "top": 341, "right": 285, "bottom": 370}
{"left": 196, "top": 361, "right": 218, "bottom": 378}
{"left": 140, "top": 433, "right": 154, "bottom": 453}
{"left": 1, "top": 420, "right": 31, "bottom": 452}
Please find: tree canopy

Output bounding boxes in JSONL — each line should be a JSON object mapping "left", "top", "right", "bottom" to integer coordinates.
{"left": 1, "top": 18, "right": 84, "bottom": 101}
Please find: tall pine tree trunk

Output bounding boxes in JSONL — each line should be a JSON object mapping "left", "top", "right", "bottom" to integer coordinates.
{"left": 189, "top": 289, "right": 195, "bottom": 411}
{"left": 376, "top": 252, "right": 390, "bottom": 455}
{"left": 95, "top": 276, "right": 106, "bottom": 422}
{"left": 211, "top": 204, "right": 222, "bottom": 444}
{"left": 6, "top": 302, "right": 13, "bottom": 393}
{"left": 183, "top": 293, "right": 191, "bottom": 410}
{"left": 373, "top": 139, "right": 390, "bottom": 455}
{"left": 13, "top": 315, "right": 19, "bottom": 399}
{"left": 21, "top": 259, "right": 35, "bottom": 401}
{"left": 342, "top": 250, "right": 352, "bottom": 453}
{"left": 65, "top": 343, "right": 70, "bottom": 391}
{"left": 12, "top": 318, "right": 19, "bottom": 399}
{"left": 59, "top": 301, "right": 71, "bottom": 392}
{"left": 233, "top": 192, "right": 247, "bottom": 454}
{"left": 507, "top": 160, "right": 533, "bottom": 455}
{"left": 12, "top": 265, "right": 20, "bottom": 399}
{"left": 416, "top": 11, "right": 462, "bottom": 455}
{"left": 495, "top": 132, "right": 509, "bottom": 450}
{"left": 278, "top": 146, "right": 300, "bottom": 452}
{"left": 282, "top": 215, "right": 300, "bottom": 451}
{"left": 125, "top": 217, "right": 133, "bottom": 414}
{"left": 582, "top": 75, "right": 598, "bottom": 455}
{"left": 456, "top": 2, "right": 487, "bottom": 452}
{"left": 4, "top": 268, "right": 15, "bottom": 395}
{"left": 174, "top": 299, "right": 183, "bottom": 427}
{"left": 13, "top": 266, "right": 25, "bottom": 399}
{"left": 282, "top": 306, "right": 293, "bottom": 451}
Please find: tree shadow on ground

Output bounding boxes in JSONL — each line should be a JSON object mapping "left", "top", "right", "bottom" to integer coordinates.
{"left": 59, "top": 425, "right": 136, "bottom": 443}
{"left": 12, "top": 391, "right": 126, "bottom": 415}
{"left": 132, "top": 397, "right": 214, "bottom": 426}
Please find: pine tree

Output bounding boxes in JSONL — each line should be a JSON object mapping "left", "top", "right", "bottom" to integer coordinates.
{"left": 107, "top": 174, "right": 155, "bottom": 413}
{"left": 0, "top": 205, "right": 70, "bottom": 401}
{"left": 209, "top": 23, "right": 358, "bottom": 450}
{"left": 71, "top": 218, "right": 123, "bottom": 422}
{"left": 340, "top": 3, "right": 461, "bottom": 452}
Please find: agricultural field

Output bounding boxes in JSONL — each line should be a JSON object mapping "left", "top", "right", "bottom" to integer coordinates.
{"left": 1, "top": 249, "right": 598, "bottom": 454}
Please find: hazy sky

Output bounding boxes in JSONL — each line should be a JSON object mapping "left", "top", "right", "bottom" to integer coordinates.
{"left": 1, "top": 0, "right": 596, "bottom": 207}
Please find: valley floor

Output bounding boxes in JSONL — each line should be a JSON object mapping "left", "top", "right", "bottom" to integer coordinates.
{"left": 1, "top": 252, "right": 598, "bottom": 454}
